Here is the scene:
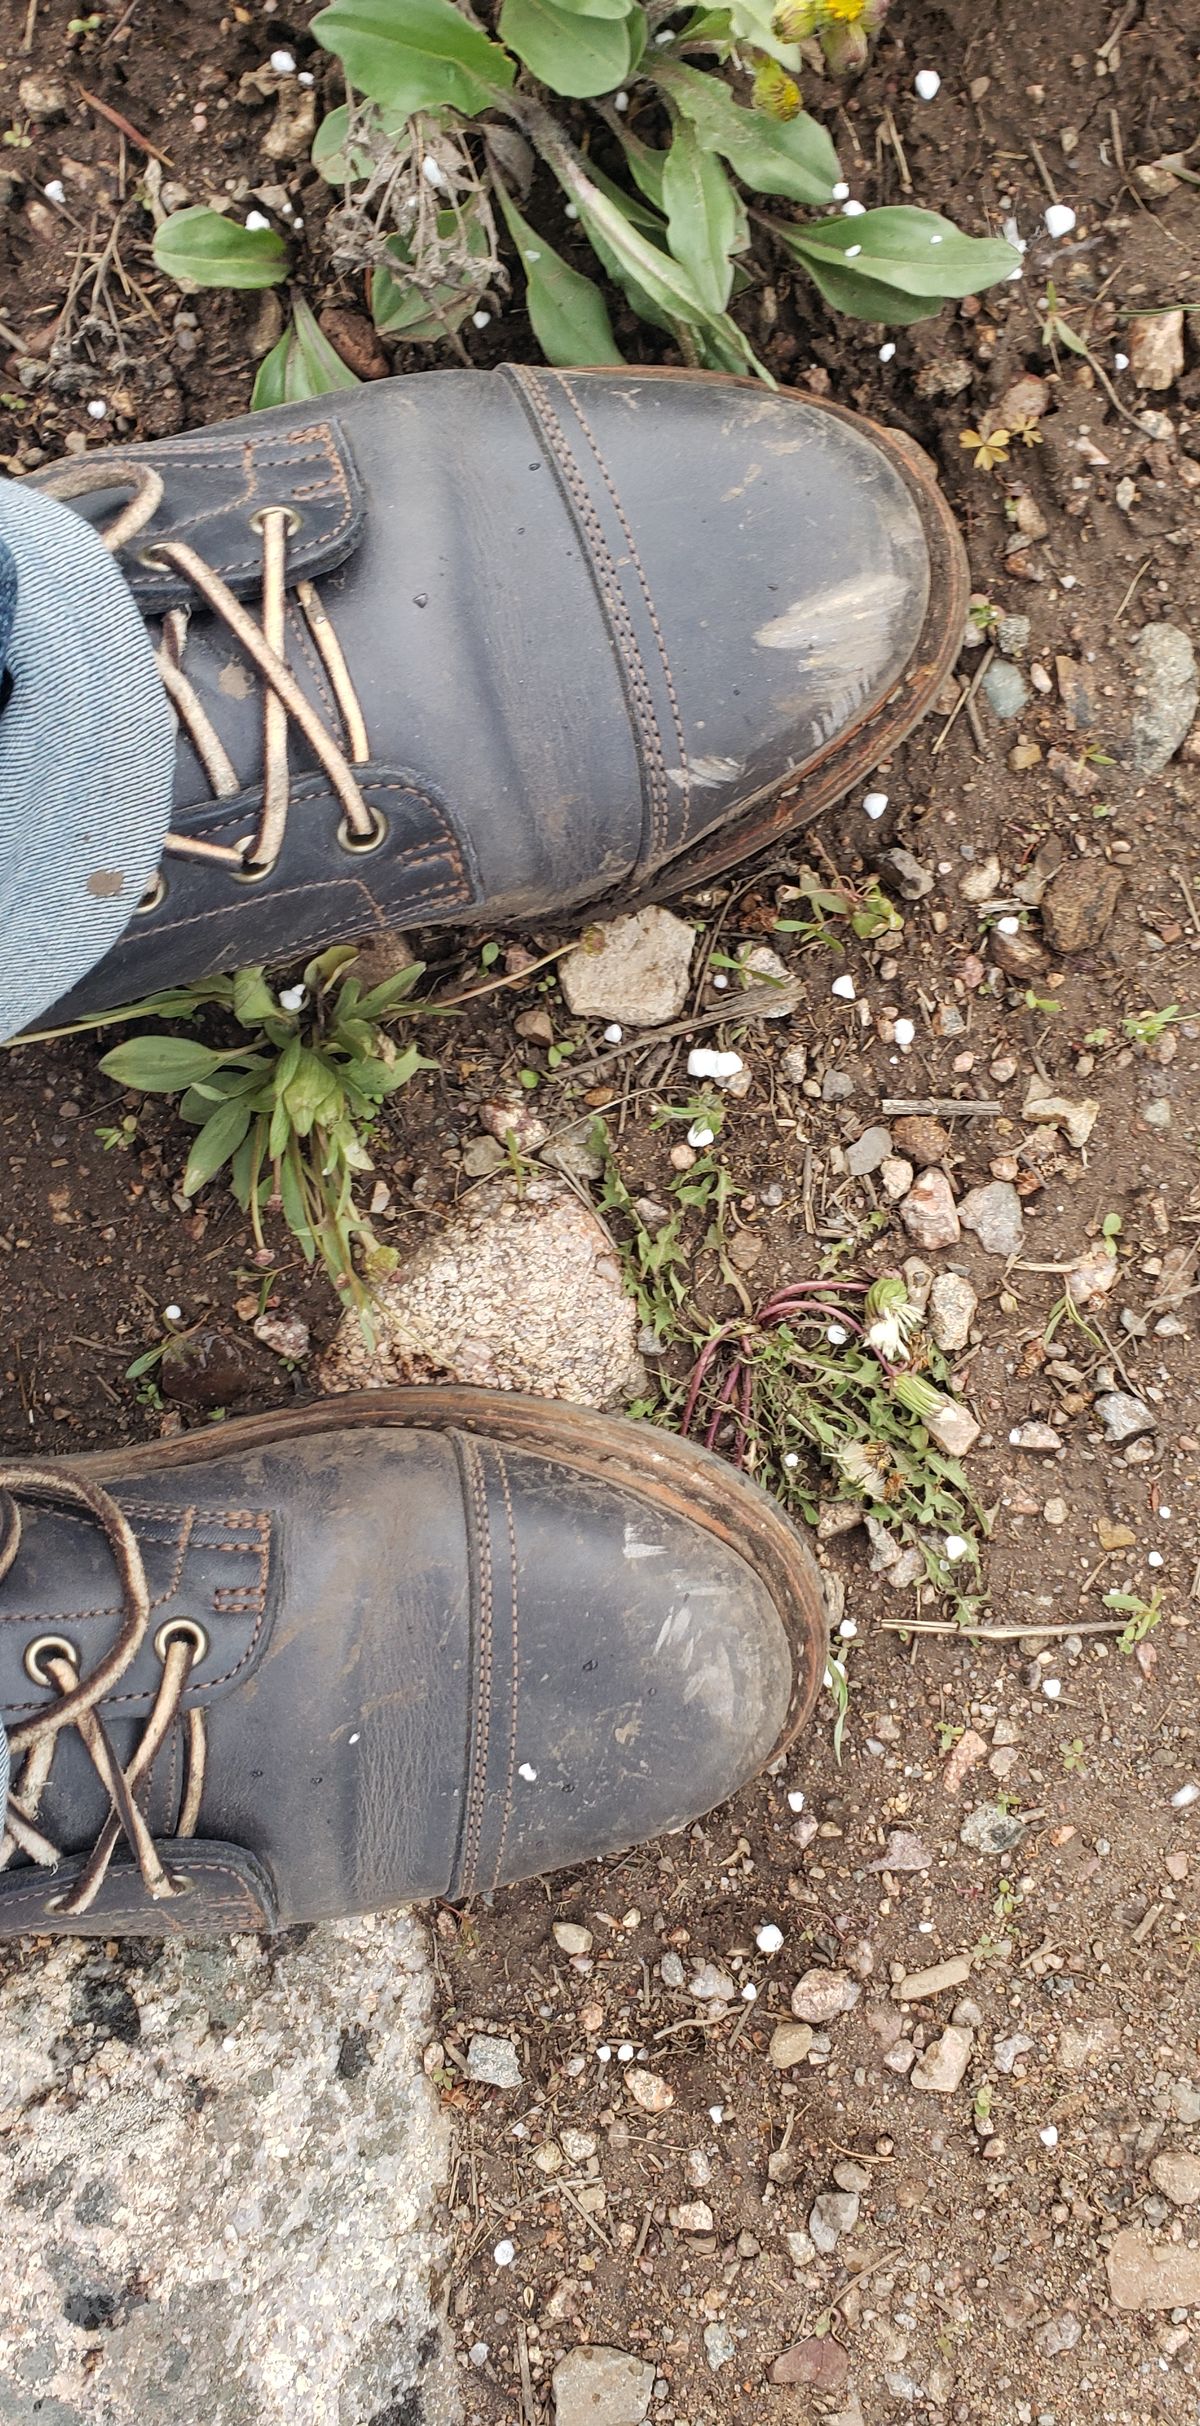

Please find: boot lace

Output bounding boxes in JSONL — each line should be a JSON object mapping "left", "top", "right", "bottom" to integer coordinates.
{"left": 0, "top": 1465, "right": 206, "bottom": 1915}
{"left": 32, "top": 456, "right": 378, "bottom": 885}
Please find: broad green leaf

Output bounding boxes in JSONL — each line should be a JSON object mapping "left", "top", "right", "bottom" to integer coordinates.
{"left": 652, "top": 60, "right": 838, "bottom": 203}
{"left": 232, "top": 967, "right": 278, "bottom": 1027}
{"left": 499, "top": 0, "right": 641, "bottom": 95}
{"left": 728, "top": 0, "right": 803, "bottom": 67}
{"left": 182, "top": 1097, "right": 254, "bottom": 1196}
{"left": 371, "top": 208, "right": 490, "bottom": 339}
{"left": 251, "top": 297, "right": 361, "bottom": 410}
{"left": 548, "top": 0, "right": 635, "bottom": 17}
{"left": 153, "top": 207, "right": 287, "bottom": 291}
{"left": 311, "top": 99, "right": 414, "bottom": 182}
{"left": 586, "top": 157, "right": 665, "bottom": 234}
{"left": 100, "top": 1036, "right": 232, "bottom": 1091}
{"left": 778, "top": 207, "right": 1022, "bottom": 321}
{"left": 494, "top": 179, "right": 624, "bottom": 364}
{"left": 569, "top": 165, "right": 762, "bottom": 375}
{"left": 615, "top": 129, "right": 668, "bottom": 214}
{"left": 662, "top": 119, "right": 745, "bottom": 309}
{"left": 311, "top": 0, "right": 514, "bottom": 113}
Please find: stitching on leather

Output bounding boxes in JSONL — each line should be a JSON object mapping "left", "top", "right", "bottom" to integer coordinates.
{"left": 2, "top": 1508, "right": 272, "bottom": 1715}
{"left": 512, "top": 365, "right": 669, "bottom": 863}
{"left": 458, "top": 1436, "right": 494, "bottom": 1903}
{"left": 489, "top": 1449, "right": 521, "bottom": 1895}
{"left": 187, "top": 775, "right": 466, "bottom": 874}
{"left": 559, "top": 376, "right": 692, "bottom": 844}
{"left": 144, "top": 873, "right": 467, "bottom": 947}
{"left": 0, "top": 1853, "right": 270, "bottom": 1921}
{"left": 129, "top": 424, "right": 356, "bottom": 579}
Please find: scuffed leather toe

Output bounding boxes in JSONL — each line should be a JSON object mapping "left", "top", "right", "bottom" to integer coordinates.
{"left": 447, "top": 1433, "right": 797, "bottom": 1898}
{"left": 506, "top": 367, "right": 934, "bottom": 872}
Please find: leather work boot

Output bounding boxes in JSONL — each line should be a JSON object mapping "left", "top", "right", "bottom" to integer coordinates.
{"left": 29, "top": 366, "right": 966, "bottom": 1024}
{"left": 0, "top": 1388, "right": 827, "bottom": 1935}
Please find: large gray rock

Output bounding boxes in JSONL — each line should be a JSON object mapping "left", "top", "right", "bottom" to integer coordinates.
{"left": 559, "top": 907, "right": 695, "bottom": 1027}
{"left": 553, "top": 2346, "right": 655, "bottom": 2426}
{"left": 320, "top": 1177, "right": 643, "bottom": 1407}
{"left": 1129, "top": 624, "right": 1198, "bottom": 775}
{"left": 0, "top": 1917, "right": 455, "bottom": 2426}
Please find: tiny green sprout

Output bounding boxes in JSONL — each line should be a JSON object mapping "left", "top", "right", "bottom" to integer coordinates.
{"left": 1105, "top": 1586, "right": 1164, "bottom": 1652}
{"left": 546, "top": 1039, "right": 576, "bottom": 1070}
{"left": 973, "top": 2082, "right": 994, "bottom": 2127}
{"left": 95, "top": 1113, "right": 139, "bottom": 1152}
{"left": 1100, "top": 1210, "right": 1123, "bottom": 1256}
{"left": 968, "top": 596, "right": 1001, "bottom": 633}
{"left": 479, "top": 940, "right": 501, "bottom": 970}
{"left": 993, "top": 1873, "right": 1018, "bottom": 1920}
{"left": 1061, "top": 1739, "right": 1086, "bottom": 1774}
{"left": 1083, "top": 1025, "right": 1113, "bottom": 1048}
{"left": 936, "top": 1720, "right": 965, "bottom": 1753}
{"left": 1023, "top": 991, "right": 1062, "bottom": 1016}
{"left": 1123, "top": 1004, "right": 1182, "bottom": 1045}
{"left": 517, "top": 1066, "right": 540, "bottom": 1090}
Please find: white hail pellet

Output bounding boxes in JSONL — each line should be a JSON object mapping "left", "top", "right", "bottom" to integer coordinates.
{"left": 864, "top": 790, "right": 888, "bottom": 817}
{"left": 270, "top": 47, "right": 297, "bottom": 71}
{"left": 756, "top": 1923, "right": 784, "bottom": 1954}
{"left": 879, "top": 342, "right": 897, "bottom": 361}
{"left": 914, "top": 68, "right": 941, "bottom": 99}
{"left": 842, "top": 198, "right": 866, "bottom": 216}
{"left": 493, "top": 2240, "right": 515, "bottom": 2266}
{"left": 894, "top": 1017, "right": 916, "bottom": 1047}
{"left": 831, "top": 974, "right": 856, "bottom": 1001}
{"left": 1043, "top": 203, "right": 1077, "bottom": 239}
{"left": 245, "top": 210, "right": 271, "bottom": 231}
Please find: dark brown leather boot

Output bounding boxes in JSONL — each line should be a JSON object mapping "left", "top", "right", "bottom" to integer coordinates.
{"left": 0, "top": 1389, "right": 826, "bottom": 1935}
{"left": 29, "top": 366, "right": 965, "bottom": 1024}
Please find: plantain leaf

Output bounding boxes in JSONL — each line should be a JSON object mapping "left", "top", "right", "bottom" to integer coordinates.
{"left": 499, "top": 0, "right": 642, "bottom": 95}
{"left": 153, "top": 207, "right": 287, "bottom": 290}
{"left": 661, "top": 118, "right": 745, "bottom": 309}
{"left": 777, "top": 207, "right": 1022, "bottom": 322}
{"left": 652, "top": 58, "right": 838, "bottom": 203}
{"left": 100, "top": 1036, "right": 233, "bottom": 1091}
{"left": 311, "top": 0, "right": 514, "bottom": 113}
{"left": 182, "top": 1097, "right": 254, "bottom": 1195}
{"left": 493, "top": 179, "right": 624, "bottom": 364}
{"left": 251, "top": 296, "right": 361, "bottom": 410}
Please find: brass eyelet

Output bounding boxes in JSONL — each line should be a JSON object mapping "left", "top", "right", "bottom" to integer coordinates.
{"left": 231, "top": 854, "right": 274, "bottom": 887}
{"left": 248, "top": 504, "right": 302, "bottom": 538}
{"left": 134, "top": 872, "right": 167, "bottom": 915}
{"left": 24, "top": 1634, "right": 79, "bottom": 1687}
{"left": 336, "top": 806, "right": 389, "bottom": 856}
{"left": 137, "top": 542, "right": 173, "bottom": 571}
{"left": 154, "top": 1616, "right": 209, "bottom": 1664}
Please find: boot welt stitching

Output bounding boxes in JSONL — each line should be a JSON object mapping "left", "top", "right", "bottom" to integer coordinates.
{"left": 458, "top": 1434, "right": 496, "bottom": 1903}
{"left": 512, "top": 367, "right": 670, "bottom": 866}
{"left": 489, "top": 1448, "right": 521, "bottom": 1895}
{"left": 558, "top": 376, "right": 691, "bottom": 844}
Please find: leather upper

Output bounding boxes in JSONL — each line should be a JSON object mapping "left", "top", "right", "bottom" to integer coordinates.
{"left": 0, "top": 1409, "right": 805, "bottom": 1934}
{"left": 39, "top": 368, "right": 936, "bottom": 1021}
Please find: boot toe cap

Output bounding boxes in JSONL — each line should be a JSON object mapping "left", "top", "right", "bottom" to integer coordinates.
{"left": 456, "top": 1446, "right": 805, "bottom": 1896}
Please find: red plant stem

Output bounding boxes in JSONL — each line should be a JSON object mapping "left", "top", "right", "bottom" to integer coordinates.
{"left": 703, "top": 1359, "right": 744, "bottom": 1453}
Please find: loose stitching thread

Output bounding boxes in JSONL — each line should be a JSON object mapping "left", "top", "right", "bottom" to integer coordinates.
{"left": 559, "top": 376, "right": 692, "bottom": 843}
{"left": 513, "top": 366, "right": 669, "bottom": 862}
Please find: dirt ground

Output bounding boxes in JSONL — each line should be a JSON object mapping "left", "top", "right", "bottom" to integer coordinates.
{"left": 3, "top": 0, "right": 1200, "bottom": 2420}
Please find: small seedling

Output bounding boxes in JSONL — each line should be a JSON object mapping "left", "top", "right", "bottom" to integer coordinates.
{"left": 1105, "top": 1586, "right": 1164, "bottom": 1652}
{"left": 1123, "top": 1004, "right": 1182, "bottom": 1045}
{"left": 1061, "top": 1739, "right": 1086, "bottom": 1774}
{"left": 97, "top": 950, "right": 441, "bottom": 1326}
{"left": 1100, "top": 1210, "right": 1123, "bottom": 1257}
{"left": 959, "top": 425, "right": 1011, "bottom": 470}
